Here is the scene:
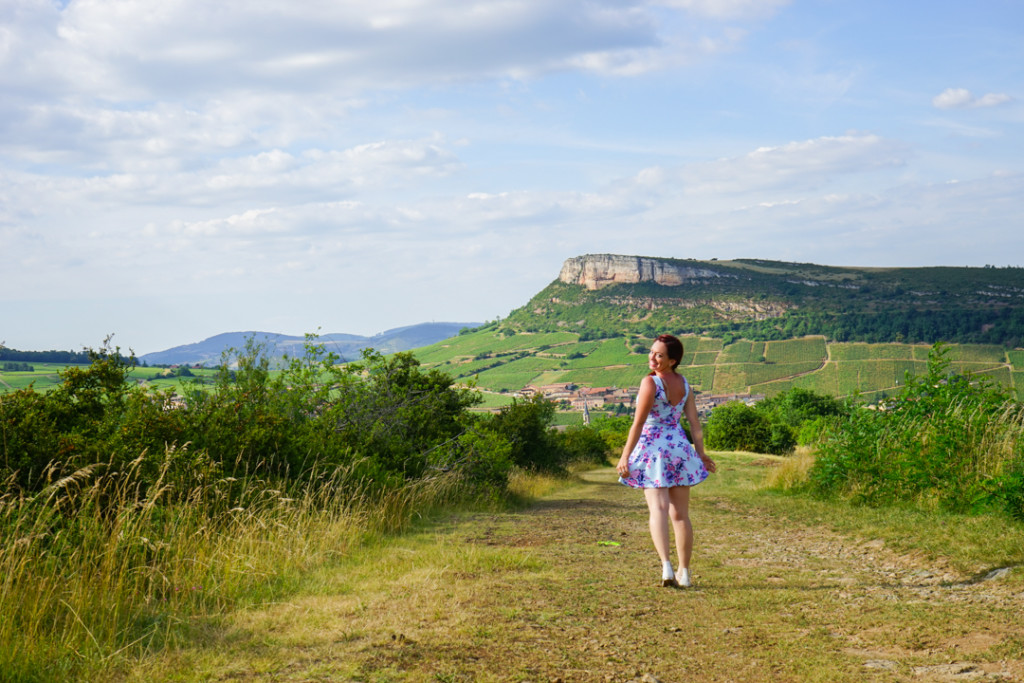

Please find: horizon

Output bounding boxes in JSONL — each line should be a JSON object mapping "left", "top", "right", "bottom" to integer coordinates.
{"left": 3, "top": 1, "right": 1022, "bottom": 354}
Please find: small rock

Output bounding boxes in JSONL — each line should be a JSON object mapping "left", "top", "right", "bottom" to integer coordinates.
{"left": 983, "top": 567, "right": 1012, "bottom": 581}
{"left": 911, "top": 662, "right": 984, "bottom": 679}
{"left": 864, "top": 660, "right": 897, "bottom": 671}
{"left": 641, "top": 675, "right": 662, "bottom": 683}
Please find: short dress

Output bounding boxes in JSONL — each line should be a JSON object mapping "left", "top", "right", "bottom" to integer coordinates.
{"left": 619, "top": 375, "right": 709, "bottom": 489}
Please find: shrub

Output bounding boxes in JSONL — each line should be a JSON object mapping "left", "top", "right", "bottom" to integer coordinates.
{"left": 705, "top": 401, "right": 772, "bottom": 453}
{"left": 556, "top": 424, "right": 612, "bottom": 465}
{"left": 756, "top": 387, "right": 847, "bottom": 428}
{"left": 478, "top": 394, "right": 565, "bottom": 472}
{"left": 809, "top": 343, "right": 1024, "bottom": 518}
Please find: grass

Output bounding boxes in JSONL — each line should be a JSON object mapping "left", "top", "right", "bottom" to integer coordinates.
{"left": 763, "top": 449, "right": 1024, "bottom": 573}
{"left": 0, "top": 449, "right": 492, "bottom": 682}
{"left": 830, "top": 343, "right": 917, "bottom": 361}
{"left": 417, "top": 331, "right": 1023, "bottom": 402}
{"left": 112, "top": 451, "right": 1024, "bottom": 682}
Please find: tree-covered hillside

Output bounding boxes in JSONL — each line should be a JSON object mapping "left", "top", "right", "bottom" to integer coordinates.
{"left": 502, "top": 258, "right": 1024, "bottom": 347}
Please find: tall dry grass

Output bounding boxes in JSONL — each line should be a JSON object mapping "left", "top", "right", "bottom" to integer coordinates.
{"left": 764, "top": 446, "right": 816, "bottom": 491}
{"left": 0, "top": 446, "right": 471, "bottom": 683}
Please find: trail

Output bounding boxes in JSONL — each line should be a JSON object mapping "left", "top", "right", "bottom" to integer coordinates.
{"left": 130, "top": 457, "right": 1023, "bottom": 682}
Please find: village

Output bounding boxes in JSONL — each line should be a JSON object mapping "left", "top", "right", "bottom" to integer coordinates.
{"left": 519, "top": 382, "right": 765, "bottom": 422}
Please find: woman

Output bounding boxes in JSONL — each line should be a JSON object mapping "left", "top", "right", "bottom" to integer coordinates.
{"left": 617, "top": 334, "right": 716, "bottom": 587}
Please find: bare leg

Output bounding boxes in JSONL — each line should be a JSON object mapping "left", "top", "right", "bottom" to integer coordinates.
{"left": 643, "top": 488, "right": 672, "bottom": 563}
{"left": 668, "top": 486, "right": 693, "bottom": 570}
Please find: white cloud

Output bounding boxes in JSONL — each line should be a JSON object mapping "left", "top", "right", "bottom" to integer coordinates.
{"left": 618, "top": 134, "right": 907, "bottom": 199}
{"left": 1, "top": 0, "right": 668, "bottom": 100}
{"left": 652, "top": 0, "right": 791, "bottom": 21}
{"left": 974, "top": 92, "right": 1013, "bottom": 108}
{"left": 933, "top": 87, "right": 1012, "bottom": 110}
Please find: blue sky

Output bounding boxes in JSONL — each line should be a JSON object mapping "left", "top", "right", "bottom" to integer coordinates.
{"left": 2, "top": 0, "right": 1022, "bottom": 354}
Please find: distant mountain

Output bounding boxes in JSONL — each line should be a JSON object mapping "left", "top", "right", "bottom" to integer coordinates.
{"left": 138, "top": 322, "right": 482, "bottom": 366}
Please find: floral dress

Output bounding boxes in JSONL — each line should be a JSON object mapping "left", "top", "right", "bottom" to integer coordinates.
{"left": 620, "top": 375, "right": 709, "bottom": 489}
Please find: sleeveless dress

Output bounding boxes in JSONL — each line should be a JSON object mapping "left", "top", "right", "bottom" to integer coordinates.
{"left": 619, "top": 375, "right": 709, "bottom": 489}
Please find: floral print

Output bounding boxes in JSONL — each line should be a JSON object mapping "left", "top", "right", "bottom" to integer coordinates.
{"left": 620, "top": 375, "right": 709, "bottom": 489}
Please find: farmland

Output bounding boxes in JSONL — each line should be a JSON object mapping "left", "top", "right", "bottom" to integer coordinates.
{"left": 0, "top": 363, "right": 221, "bottom": 395}
{"left": 412, "top": 331, "right": 1024, "bottom": 403}
{"left": 4, "top": 333, "right": 1023, "bottom": 405}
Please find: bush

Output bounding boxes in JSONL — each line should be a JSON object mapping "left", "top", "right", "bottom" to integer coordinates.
{"left": 478, "top": 394, "right": 565, "bottom": 472}
{"left": 768, "top": 423, "right": 797, "bottom": 455}
{"left": 705, "top": 401, "right": 772, "bottom": 453}
{"left": 795, "top": 415, "right": 841, "bottom": 446}
{"left": 556, "top": 424, "right": 612, "bottom": 465}
{"left": 809, "top": 343, "right": 1024, "bottom": 518}
{"left": 756, "top": 387, "right": 847, "bottom": 428}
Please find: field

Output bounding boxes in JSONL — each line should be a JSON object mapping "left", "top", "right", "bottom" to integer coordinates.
{"left": 0, "top": 363, "right": 77, "bottom": 392}
{"left": 421, "top": 332, "right": 1022, "bottom": 401}
{"left": 0, "top": 363, "right": 222, "bottom": 396}
{"left": 4, "top": 333, "right": 1022, "bottom": 404}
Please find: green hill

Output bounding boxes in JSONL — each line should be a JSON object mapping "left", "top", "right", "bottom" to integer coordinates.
{"left": 413, "top": 255, "right": 1024, "bottom": 406}
{"left": 505, "top": 255, "right": 1024, "bottom": 347}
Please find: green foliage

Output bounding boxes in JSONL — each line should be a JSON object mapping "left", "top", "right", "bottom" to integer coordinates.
{"left": 0, "top": 335, "right": 552, "bottom": 497}
{"left": 756, "top": 387, "right": 847, "bottom": 428}
{"left": 809, "top": 343, "right": 1024, "bottom": 518}
{"left": 705, "top": 386, "right": 847, "bottom": 455}
{"left": 705, "top": 401, "right": 772, "bottom": 453}
{"left": 555, "top": 423, "right": 612, "bottom": 465}
{"left": 0, "top": 340, "right": 137, "bottom": 488}
{"left": 478, "top": 394, "right": 563, "bottom": 472}
{"left": 502, "top": 260, "right": 1024, "bottom": 347}
{"left": 593, "top": 415, "right": 632, "bottom": 455}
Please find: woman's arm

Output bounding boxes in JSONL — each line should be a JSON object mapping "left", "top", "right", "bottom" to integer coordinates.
{"left": 616, "top": 376, "right": 656, "bottom": 477}
{"left": 683, "top": 388, "right": 716, "bottom": 473}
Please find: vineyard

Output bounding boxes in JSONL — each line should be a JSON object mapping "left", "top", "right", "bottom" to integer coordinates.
{"left": 409, "top": 330, "right": 1024, "bottom": 406}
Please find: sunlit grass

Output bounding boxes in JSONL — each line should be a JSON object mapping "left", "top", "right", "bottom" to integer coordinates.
{"left": 0, "top": 447, "right": 475, "bottom": 682}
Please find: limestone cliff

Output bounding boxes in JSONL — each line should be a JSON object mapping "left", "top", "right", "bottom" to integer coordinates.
{"left": 558, "top": 254, "right": 731, "bottom": 290}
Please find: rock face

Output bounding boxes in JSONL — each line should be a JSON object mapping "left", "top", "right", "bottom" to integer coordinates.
{"left": 559, "top": 254, "right": 729, "bottom": 290}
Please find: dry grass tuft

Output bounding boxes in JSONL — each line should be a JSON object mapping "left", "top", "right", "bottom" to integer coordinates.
{"left": 764, "top": 446, "right": 817, "bottom": 491}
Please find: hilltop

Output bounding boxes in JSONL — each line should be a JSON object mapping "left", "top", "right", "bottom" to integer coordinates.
{"left": 505, "top": 254, "right": 1024, "bottom": 346}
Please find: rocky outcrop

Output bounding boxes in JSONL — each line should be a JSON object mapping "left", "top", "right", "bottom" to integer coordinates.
{"left": 559, "top": 254, "right": 731, "bottom": 290}
{"left": 602, "top": 296, "right": 790, "bottom": 319}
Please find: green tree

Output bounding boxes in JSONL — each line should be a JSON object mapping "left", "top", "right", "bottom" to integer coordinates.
{"left": 481, "top": 394, "right": 565, "bottom": 471}
{"left": 705, "top": 401, "right": 771, "bottom": 453}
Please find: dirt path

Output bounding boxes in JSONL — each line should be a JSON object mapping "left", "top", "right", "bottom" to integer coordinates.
{"left": 133, "top": 457, "right": 1024, "bottom": 682}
